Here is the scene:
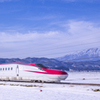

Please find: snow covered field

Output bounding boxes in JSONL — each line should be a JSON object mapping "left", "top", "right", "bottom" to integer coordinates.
{"left": 64, "top": 71, "right": 100, "bottom": 84}
{"left": 0, "top": 71, "right": 100, "bottom": 100}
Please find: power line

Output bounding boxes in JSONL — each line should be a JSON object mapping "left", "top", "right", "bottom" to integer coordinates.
{"left": 1, "top": 32, "right": 100, "bottom": 56}
{"left": 35, "top": 40, "right": 100, "bottom": 52}
{"left": 13, "top": 35, "right": 100, "bottom": 50}
{"left": 1, "top": 40, "right": 100, "bottom": 58}
{"left": 1, "top": 51, "right": 100, "bottom": 62}
{"left": 15, "top": 40, "right": 100, "bottom": 55}
{"left": 1, "top": 34, "right": 100, "bottom": 58}
{"left": 1, "top": 32, "right": 100, "bottom": 50}
{"left": 1, "top": 45, "right": 100, "bottom": 59}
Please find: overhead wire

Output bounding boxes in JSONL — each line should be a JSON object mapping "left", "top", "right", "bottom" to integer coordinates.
{"left": 1, "top": 33, "right": 100, "bottom": 58}
{"left": 1, "top": 44, "right": 100, "bottom": 59}
{"left": 1, "top": 51, "right": 100, "bottom": 62}
{"left": 9, "top": 40, "right": 100, "bottom": 56}
{"left": 11, "top": 33, "right": 100, "bottom": 50}
{"left": 1, "top": 32, "right": 99, "bottom": 50}
{"left": 1, "top": 39, "right": 100, "bottom": 58}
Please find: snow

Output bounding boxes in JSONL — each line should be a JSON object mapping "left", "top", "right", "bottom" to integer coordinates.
{"left": 64, "top": 71, "right": 100, "bottom": 84}
{"left": 0, "top": 84, "right": 100, "bottom": 100}
{"left": 0, "top": 71, "right": 100, "bottom": 100}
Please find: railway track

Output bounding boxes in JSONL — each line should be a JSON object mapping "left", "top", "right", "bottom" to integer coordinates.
{"left": 0, "top": 80, "right": 100, "bottom": 86}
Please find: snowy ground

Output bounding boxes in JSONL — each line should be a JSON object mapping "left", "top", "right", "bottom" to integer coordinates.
{"left": 63, "top": 71, "right": 100, "bottom": 84}
{"left": 0, "top": 71, "right": 100, "bottom": 100}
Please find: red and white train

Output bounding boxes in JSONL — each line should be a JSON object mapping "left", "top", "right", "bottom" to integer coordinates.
{"left": 0, "top": 62, "right": 68, "bottom": 82}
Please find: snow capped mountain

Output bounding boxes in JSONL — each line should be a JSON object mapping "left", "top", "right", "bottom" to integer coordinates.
{"left": 56, "top": 48, "right": 100, "bottom": 62}
{"left": 0, "top": 49, "right": 100, "bottom": 71}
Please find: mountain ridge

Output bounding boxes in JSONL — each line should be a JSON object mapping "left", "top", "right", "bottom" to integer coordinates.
{"left": 0, "top": 58, "right": 100, "bottom": 71}
{"left": 56, "top": 48, "right": 100, "bottom": 62}
{"left": 0, "top": 48, "right": 100, "bottom": 71}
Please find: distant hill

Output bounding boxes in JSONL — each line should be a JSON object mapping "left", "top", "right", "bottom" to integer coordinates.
{"left": 56, "top": 48, "right": 100, "bottom": 62}
{"left": 0, "top": 56, "right": 100, "bottom": 71}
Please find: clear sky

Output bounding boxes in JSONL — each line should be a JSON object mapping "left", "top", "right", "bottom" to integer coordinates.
{"left": 0, "top": 0, "right": 100, "bottom": 58}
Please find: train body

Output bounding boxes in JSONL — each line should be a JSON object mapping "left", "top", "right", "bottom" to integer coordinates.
{"left": 0, "top": 62, "right": 68, "bottom": 82}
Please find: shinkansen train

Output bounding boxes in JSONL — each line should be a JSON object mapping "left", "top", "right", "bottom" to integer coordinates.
{"left": 0, "top": 62, "right": 68, "bottom": 82}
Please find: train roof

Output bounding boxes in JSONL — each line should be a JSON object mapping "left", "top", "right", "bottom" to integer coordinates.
{"left": 0, "top": 63, "right": 48, "bottom": 68}
{"left": 0, "top": 62, "right": 33, "bottom": 66}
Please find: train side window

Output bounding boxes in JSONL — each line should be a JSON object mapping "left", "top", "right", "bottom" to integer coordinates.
{"left": 8, "top": 68, "right": 10, "bottom": 70}
{"left": 11, "top": 67, "right": 13, "bottom": 70}
{"left": 3, "top": 68, "right": 4, "bottom": 71}
{"left": 5, "top": 68, "right": 7, "bottom": 70}
{"left": 0, "top": 68, "right": 2, "bottom": 71}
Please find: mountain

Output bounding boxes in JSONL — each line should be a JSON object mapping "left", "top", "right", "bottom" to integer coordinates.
{"left": 56, "top": 48, "right": 100, "bottom": 62}
{"left": 0, "top": 48, "right": 100, "bottom": 71}
{"left": 0, "top": 56, "right": 100, "bottom": 71}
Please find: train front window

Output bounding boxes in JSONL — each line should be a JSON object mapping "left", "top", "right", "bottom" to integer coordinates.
{"left": 36, "top": 64, "right": 48, "bottom": 68}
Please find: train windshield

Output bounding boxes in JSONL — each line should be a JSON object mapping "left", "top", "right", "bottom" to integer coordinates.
{"left": 36, "top": 64, "right": 48, "bottom": 68}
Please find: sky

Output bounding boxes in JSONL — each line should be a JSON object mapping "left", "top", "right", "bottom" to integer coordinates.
{"left": 0, "top": 0, "right": 100, "bottom": 58}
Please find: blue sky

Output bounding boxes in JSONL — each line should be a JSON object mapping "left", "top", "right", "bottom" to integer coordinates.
{"left": 0, "top": 0, "right": 100, "bottom": 58}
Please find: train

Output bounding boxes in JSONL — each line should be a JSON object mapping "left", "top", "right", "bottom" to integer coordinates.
{"left": 0, "top": 62, "right": 68, "bottom": 82}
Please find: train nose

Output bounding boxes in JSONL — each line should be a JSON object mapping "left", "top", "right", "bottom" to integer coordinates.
{"left": 59, "top": 71, "right": 68, "bottom": 80}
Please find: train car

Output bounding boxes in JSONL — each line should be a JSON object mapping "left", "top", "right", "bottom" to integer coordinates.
{"left": 0, "top": 62, "right": 68, "bottom": 82}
